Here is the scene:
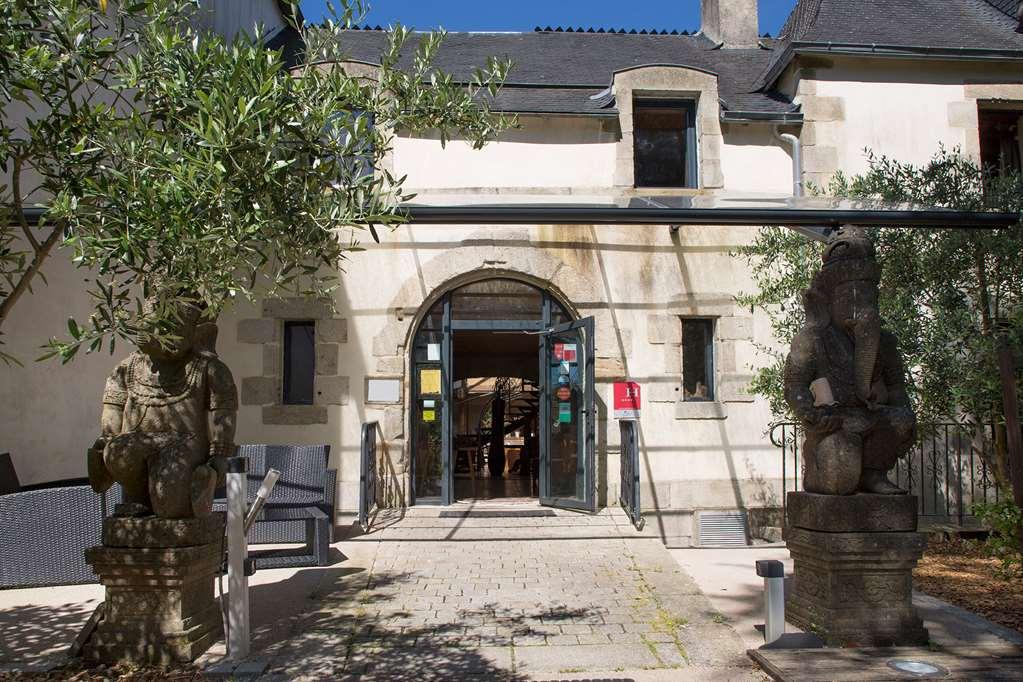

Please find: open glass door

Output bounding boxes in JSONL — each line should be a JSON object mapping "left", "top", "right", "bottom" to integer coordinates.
{"left": 539, "top": 317, "right": 595, "bottom": 511}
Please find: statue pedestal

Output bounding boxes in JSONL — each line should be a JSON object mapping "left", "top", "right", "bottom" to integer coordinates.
{"left": 785, "top": 492, "right": 928, "bottom": 647}
{"left": 83, "top": 514, "right": 225, "bottom": 665}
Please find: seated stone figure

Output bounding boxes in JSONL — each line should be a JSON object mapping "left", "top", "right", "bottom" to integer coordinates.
{"left": 88, "top": 298, "right": 237, "bottom": 519}
{"left": 783, "top": 226, "right": 916, "bottom": 495}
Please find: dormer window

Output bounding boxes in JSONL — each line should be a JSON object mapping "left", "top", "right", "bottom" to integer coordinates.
{"left": 633, "top": 99, "right": 698, "bottom": 188}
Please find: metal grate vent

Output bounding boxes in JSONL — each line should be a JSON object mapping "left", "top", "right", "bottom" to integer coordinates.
{"left": 698, "top": 511, "right": 749, "bottom": 547}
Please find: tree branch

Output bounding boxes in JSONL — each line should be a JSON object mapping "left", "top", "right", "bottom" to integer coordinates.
{"left": 0, "top": 224, "right": 63, "bottom": 330}
{"left": 11, "top": 153, "right": 40, "bottom": 252}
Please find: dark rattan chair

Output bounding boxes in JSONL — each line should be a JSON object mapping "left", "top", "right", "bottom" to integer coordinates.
{"left": 215, "top": 444, "right": 335, "bottom": 569}
{"left": 0, "top": 453, "right": 20, "bottom": 495}
{"left": 0, "top": 484, "right": 120, "bottom": 589}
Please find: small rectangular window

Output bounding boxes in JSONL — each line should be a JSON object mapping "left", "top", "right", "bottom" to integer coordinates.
{"left": 634, "top": 99, "right": 698, "bottom": 188}
{"left": 681, "top": 318, "right": 714, "bottom": 401}
{"left": 283, "top": 321, "right": 316, "bottom": 405}
{"left": 979, "top": 108, "right": 1022, "bottom": 177}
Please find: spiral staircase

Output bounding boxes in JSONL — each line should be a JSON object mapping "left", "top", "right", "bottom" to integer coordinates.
{"left": 474, "top": 378, "right": 540, "bottom": 476}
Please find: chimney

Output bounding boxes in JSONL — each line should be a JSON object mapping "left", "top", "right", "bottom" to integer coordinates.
{"left": 701, "top": 0, "right": 760, "bottom": 48}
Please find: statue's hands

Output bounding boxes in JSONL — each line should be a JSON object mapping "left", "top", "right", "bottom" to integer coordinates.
{"left": 809, "top": 407, "right": 843, "bottom": 434}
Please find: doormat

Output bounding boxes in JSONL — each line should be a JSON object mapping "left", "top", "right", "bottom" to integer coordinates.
{"left": 439, "top": 510, "right": 556, "bottom": 518}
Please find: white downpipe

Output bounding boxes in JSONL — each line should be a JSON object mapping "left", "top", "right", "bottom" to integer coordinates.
{"left": 774, "top": 125, "right": 804, "bottom": 198}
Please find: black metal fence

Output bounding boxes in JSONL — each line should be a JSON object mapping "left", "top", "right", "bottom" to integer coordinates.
{"left": 619, "top": 420, "right": 643, "bottom": 530}
{"left": 770, "top": 421, "right": 1004, "bottom": 524}
{"left": 359, "top": 421, "right": 379, "bottom": 532}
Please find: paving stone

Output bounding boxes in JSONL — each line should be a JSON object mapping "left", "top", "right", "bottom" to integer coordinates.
{"left": 254, "top": 508, "right": 751, "bottom": 678}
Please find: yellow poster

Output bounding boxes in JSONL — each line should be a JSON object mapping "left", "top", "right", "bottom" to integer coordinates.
{"left": 423, "top": 409, "right": 436, "bottom": 422}
{"left": 420, "top": 368, "right": 441, "bottom": 395}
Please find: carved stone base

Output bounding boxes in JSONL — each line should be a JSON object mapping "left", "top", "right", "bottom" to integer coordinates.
{"left": 786, "top": 491, "right": 918, "bottom": 533}
{"left": 785, "top": 498, "right": 928, "bottom": 647}
{"left": 102, "top": 513, "right": 226, "bottom": 548}
{"left": 83, "top": 515, "right": 224, "bottom": 665}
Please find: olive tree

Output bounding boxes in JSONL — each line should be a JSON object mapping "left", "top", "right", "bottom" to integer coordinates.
{"left": 1, "top": 0, "right": 202, "bottom": 363}
{"left": 1, "top": 0, "right": 512, "bottom": 363}
{"left": 736, "top": 147, "right": 1022, "bottom": 491}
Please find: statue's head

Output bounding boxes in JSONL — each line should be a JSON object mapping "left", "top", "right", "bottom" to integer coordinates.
{"left": 806, "top": 226, "right": 885, "bottom": 403}
{"left": 137, "top": 295, "right": 204, "bottom": 362}
{"left": 809, "top": 226, "right": 881, "bottom": 335}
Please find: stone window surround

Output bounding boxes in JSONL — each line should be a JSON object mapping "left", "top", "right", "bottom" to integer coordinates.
{"left": 612, "top": 64, "right": 726, "bottom": 191}
{"left": 237, "top": 298, "right": 350, "bottom": 426}
{"left": 646, "top": 295, "right": 755, "bottom": 421}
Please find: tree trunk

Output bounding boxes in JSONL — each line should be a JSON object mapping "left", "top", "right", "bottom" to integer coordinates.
{"left": 996, "top": 340, "right": 1023, "bottom": 552}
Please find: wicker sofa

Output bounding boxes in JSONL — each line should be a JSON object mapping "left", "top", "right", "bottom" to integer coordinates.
{"left": 0, "top": 481, "right": 121, "bottom": 589}
{"left": 214, "top": 444, "right": 336, "bottom": 569}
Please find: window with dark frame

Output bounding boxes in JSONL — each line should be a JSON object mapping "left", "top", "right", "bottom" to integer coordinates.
{"left": 681, "top": 318, "right": 714, "bottom": 401}
{"left": 979, "top": 109, "right": 1022, "bottom": 177}
{"left": 283, "top": 321, "right": 316, "bottom": 405}
{"left": 633, "top": 99, "right": 698, "bottom": 188}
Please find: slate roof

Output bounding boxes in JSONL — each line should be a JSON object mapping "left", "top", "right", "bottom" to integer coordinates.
{"left": 275, "top": 0, "right": 1023, "bottom": 119}
{"left": 326, "top": 30, "right": 800, "bottom": 119}
{"left": 761, "top": 0, "right": 1023, "bottom": 88}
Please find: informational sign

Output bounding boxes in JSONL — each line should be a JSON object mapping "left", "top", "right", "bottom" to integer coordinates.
{"left": 427, "top": 343, "right": 441, "bottom": 361}
{"left": 557, "top": 402, "right": 572, "bottom": 423}
{"left": 423, "top": 409, "right": 436, "bottom": 422}
{"left": 553, "top": 343, "right": 578, "bottom": 363}
{"left": 366, "top": 378, "right": 401, "bottom": 403}
{"left": 556, "top": 386, "right": 572, "bottom": 401}
{"left": 420, "top": 368, "right": 441, "bottom": 395}
{"left": 613, "top": 381, "right": 641, "bottom": 420}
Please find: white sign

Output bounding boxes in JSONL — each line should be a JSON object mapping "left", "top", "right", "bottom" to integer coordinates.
{"left": 366, "top": 378, "right": 401, "bottom": 403}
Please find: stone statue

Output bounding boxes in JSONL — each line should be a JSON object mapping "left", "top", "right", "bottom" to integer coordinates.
{"left": 783, "top": 225, "right": 916, "bottom": 496}
{"left": 88, "top": 299, "right": 238, "bottom": 519}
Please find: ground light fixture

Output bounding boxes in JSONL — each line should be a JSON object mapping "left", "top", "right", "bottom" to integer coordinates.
{"left": 886, "top": 659, "right": 949, "bottom": 677}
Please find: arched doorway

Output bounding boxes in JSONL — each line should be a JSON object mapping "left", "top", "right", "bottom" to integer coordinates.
{"left": 409, "top": 278, "right": 595, "bottom": 510}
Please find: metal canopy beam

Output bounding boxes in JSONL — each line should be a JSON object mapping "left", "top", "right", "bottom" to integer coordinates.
{"left": 12, "top": 205, "right": 1020, "bottom": 230}
{"left": 404, "top": 205, "right": 1020, "bottom": 229}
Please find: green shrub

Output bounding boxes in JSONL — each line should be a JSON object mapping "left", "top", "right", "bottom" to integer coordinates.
{"left": 973, "top": 498, "right": 1023, "bottom": 579}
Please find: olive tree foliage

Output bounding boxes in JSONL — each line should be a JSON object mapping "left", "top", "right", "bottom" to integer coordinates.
{"left": 735, "top": 148, "right": 1023, "bottom": 489}
{"left": 0, "top": 0, "right": 513, "bottom": 364}
{"left": 1, "top": 0, "right": 198, "bottom": 364}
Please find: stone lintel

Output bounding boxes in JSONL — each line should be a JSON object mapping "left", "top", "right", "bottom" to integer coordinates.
{"left": 261, "top": 297, "right": 333, "bottom": 320}
{"left": 262, "top": 405, "right": 328, "bottom": 425}
{"left": 786, "top": 492, "right": 919, "bottom": 533}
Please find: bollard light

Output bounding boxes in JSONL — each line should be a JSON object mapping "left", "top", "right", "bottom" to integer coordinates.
{"left": 756, "top": 559, "right": 785, "bottom": 645}
{"left": 226, "top": 456, "right": 250, "bottom": 660}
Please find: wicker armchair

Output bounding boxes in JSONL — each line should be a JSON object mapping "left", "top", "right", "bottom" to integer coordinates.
{"left": 0, "top": 484, "right": 120, "bottom": 589}
{"left": 214, "top": 444, "right": 335, "bottom": 569}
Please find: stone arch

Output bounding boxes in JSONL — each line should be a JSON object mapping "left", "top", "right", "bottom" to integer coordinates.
{"left": 371, "top": 239, "right": 621, "bottom": 364}
{"left": 368, "top": 239, "right": 627, "bottom": 507}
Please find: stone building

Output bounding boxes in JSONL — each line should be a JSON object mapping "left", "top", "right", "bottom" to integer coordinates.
{"left": 3, "top": 0, "right": 1022, "bottom": 546}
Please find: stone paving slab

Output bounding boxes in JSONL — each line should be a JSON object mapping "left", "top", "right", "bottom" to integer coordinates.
{"left": 239, "top": 506, "right": 754, "bottom": 680}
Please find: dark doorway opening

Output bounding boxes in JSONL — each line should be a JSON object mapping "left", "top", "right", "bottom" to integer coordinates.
{"left": 452, "top": 331, "right": 540, "bottom": 501}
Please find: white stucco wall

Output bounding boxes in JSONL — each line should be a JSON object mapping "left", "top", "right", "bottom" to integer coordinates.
{"left": 395, "top": 116, "right": 618, "bottom": 191}
{"left": 794, "top": 58, "right": 1023, "bottom": 185}
{"left": 720, "top": 123, "right": 795, "bottom": 194}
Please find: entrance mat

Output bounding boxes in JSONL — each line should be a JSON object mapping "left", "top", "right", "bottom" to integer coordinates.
{"left": 439, "top": 509, "right": 556, "bottom": 518}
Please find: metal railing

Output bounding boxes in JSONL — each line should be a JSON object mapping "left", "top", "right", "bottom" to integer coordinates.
{"left": 771, "top": 421, "right": 1003, "bottom": 523}
{"left": 619, "top": 420, "right": 643, "bottom": 530}
{"left": 359, "top": 421, "right": 379, "bottom": 533}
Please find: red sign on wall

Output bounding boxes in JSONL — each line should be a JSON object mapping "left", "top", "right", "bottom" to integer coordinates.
{"left": 613, "top": 381, "right": 641, "bottom": 420}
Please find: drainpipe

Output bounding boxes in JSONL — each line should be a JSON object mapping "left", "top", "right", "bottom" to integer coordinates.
{"left": 774, "top": 125, "right": 804, "bottom": 198}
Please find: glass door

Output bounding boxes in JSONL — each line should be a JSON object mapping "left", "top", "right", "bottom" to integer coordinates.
{"left": 539, "top": 317, "right": 595, "bottom": 511}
